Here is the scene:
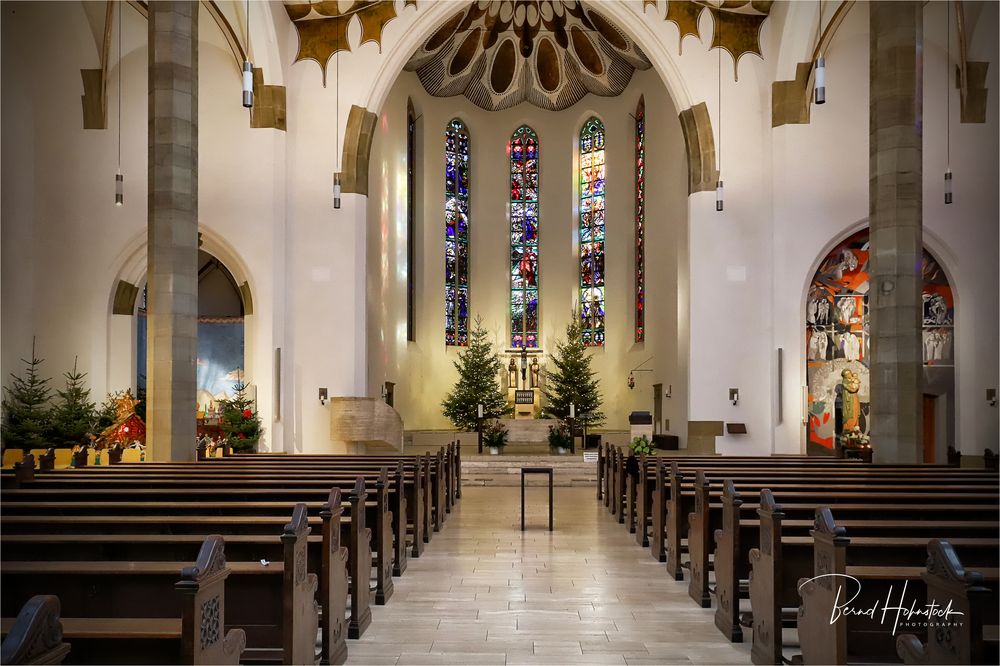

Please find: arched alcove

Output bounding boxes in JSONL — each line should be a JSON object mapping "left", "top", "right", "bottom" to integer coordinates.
{"left": 805, "top": 228, "right": 956, "bottom": 461}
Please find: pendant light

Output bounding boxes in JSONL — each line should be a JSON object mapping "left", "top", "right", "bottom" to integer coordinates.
{"left": 333, "top": 33, "right": 342, "bottom": 209}
{"left": 944, "top": 0, "right": 953, "bottom": 204}
{"left": 115, "top": 0, "right": 124, "bottom": 207}
{"left": 715, "top": 23, "right": 724, "bottom": 213}
{"left": 814, "top": 1, "right": 826, "bottom": 104}
{"left": 242, "top": 0, "right": 253, "bottom": 108}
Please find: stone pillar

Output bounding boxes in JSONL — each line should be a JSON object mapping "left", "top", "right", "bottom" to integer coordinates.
{"left": 146, "top": 1, "right": 198, "bottom": 462}
{"left": 869, "top": 1, "right": 923, "bottom": 463}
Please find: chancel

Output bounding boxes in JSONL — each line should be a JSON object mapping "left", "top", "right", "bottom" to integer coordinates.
{"left": 1, "top": 1, "right": 997, "bottom": 665}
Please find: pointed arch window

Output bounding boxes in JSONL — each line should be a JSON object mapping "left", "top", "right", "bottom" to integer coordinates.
{"left": 406, "top": 101, "right": 416, "bottom": 342}
{"left": 635, "top": 97, "right": 646, "bottom": 342}
{"left": 445, "top": 118, "right": 470, "bottom": 345}
{"left": 510, "top": 125, "right": 539, "bottom": 348}
{"left": 579, "top": 117, "right": 606, "bottom": 346}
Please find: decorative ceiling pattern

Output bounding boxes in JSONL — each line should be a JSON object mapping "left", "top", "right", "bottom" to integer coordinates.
{"left": 645, "top": 0, "right": 773, "bottom": 79}
{"left": 283, "top": 0, "right": 417, "bottom": 85}
{"left": 405, "top": 1, "right": 651, "bottom": 112}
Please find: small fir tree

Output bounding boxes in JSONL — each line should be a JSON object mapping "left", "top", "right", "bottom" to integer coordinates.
{"left": 1, "top": 338, "right": 53, "bottom": 452}
{"left": 543, "top": 310, "right": 605, "bottom": 427}
{"left": 219, "top": 377, "right": 262, "bottom": 452}
{"left": 50, "top": 357, "right": 98, "bottom": 447}
{"left": 442, "top": 316, "right": 510, "bottom": 431}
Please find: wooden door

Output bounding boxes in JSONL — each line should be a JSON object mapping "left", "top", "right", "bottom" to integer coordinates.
{"left": 922, "top": 394, "right": 936, "bottom": 463}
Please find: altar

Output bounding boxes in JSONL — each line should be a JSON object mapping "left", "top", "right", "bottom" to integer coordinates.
{"left": 505, "top": 348, "right": 543, "bottom": 419}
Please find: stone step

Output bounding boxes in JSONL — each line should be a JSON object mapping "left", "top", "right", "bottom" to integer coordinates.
{"left": 461, "top": 454, "right": 598, "bottom": 487}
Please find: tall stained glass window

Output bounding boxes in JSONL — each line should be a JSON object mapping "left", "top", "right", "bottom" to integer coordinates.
{"left": 634, "top": 97, "right": 646, "bottom": 343}
{"left": 406, "top": 102, "right": 416, "bottom": 342}
{"left": 579, "top": 117, "right": 606, "bottom": 346}
{"left": 510, "top": 125, "right": 539, "bottom": 348}
{"left": 445, "top": 118, "right": 470, "bottom": 345}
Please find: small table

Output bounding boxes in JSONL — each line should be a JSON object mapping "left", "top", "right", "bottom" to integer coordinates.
{"left": 520, "top": 466, "right": 554, "bottom": 531}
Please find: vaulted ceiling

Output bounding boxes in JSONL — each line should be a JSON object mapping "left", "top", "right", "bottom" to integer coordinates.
{"left": 404, "top": 1, "right": 652, "bottom": 112}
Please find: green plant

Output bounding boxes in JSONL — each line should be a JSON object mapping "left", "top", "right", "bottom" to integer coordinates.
{"left": 49, "top": 357, "right": 98, "bottom": 447}
{"left": 542, "top": 309, "right": 605, "bottom": 428}
{"left": 219, "top": 378, "right": 262, "bottom": 452}
{"left": 630, "top": 434, "right": 653, "bottom": 456}
{"left": 483, "top": 421, "right": 508, "bottom": 449}
{"left": 1, "top": 339, "right": 53, "bottom": 452}
{"left": 547, "top": 424, "right": 572, "bottom": 450}
{"left": 442, "top": 315, "right": 511, "bottom": 431}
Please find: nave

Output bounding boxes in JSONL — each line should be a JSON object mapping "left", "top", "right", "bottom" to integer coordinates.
{"left": 349, "top": 485, "right": 749, "bottom": 666}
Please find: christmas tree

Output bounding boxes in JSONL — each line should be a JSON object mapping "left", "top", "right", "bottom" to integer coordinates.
{"left": 1, "top": 338, "right": 53, "bottom": 452}
{"left": 543, "top": 310, "right": 605, "bottom": 427}
{"left": 50, "top": 357, "right": 97, "bottom": 447}
{"left": 442, "top": 316, "right": 510, "bottom": 431}
{"left": 219, "top": 376, "right": 262, "bottom": 452}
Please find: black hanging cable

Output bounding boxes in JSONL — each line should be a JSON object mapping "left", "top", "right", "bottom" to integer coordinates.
{"left": 242, "top": 0, "right": 253, "bottom": 108}
{"left": 334, "top": 31, "right": 342, "bottom": 208}
{"left": 945, "top": 1, "right": 953, "bottom": 203}
{"left": 716, "top": 14, "right": 724, "bottom": 212}
{"left": 115, "top": 0, "right": 124, "bottom": 206}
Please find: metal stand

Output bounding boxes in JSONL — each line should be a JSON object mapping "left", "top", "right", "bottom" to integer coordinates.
{"left": 520, "top": 466, "right": 554, "bottom": 531}
{"left": 477, "top": 417, "right": 483, "bottom": 454}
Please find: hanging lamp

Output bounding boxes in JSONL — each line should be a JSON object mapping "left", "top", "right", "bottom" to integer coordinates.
{"left": 242, "top": 0, "right": 254, "bottom": 108}
{"left": 814, "top": 1, "right": 826, "bottom": 104}
{"left": 333, "top": 33, "right": 342, "bottom": 209}
{"left": 115, "top": 1, "right": 124, "bottom": 206}
{"left": 715, "top": 21, "right": 724, "bottom": 213}
{"left": 944, "top": 0, "right": 953, "bottom": 204}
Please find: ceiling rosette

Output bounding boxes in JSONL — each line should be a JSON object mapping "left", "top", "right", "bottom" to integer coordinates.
{"left": 405, "top": 1, "right": 651, "bottom": 112}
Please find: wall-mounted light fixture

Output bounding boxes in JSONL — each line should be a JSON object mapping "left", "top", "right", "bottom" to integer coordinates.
{"left": 318, "top": 387, "right": 328, "bottom": 406}
{"left": 988, "top": 388, "right": 997, "bottom": 407}
{"left": 729, "top": 388, "right": 740, "bottom": 406}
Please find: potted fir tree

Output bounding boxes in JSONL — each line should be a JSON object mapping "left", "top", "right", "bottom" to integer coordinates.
{"left": 542, "top": 310, "right": 606, "bottom": 438}
{"left": 1, "top": 339, "right": 53, "bottom": 454}
{"left": 49, "top": 357, "right": 98, "bottom": 449}
{"left": 441, "top": 315, "right": 511, "bottom": 436}
{"left": 219, "top": 377, "right": 262, "bottom": 454}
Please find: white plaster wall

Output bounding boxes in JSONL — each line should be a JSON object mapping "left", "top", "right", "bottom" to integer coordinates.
{"left": 367, "top": 68, "right": 689, "bottom": 435}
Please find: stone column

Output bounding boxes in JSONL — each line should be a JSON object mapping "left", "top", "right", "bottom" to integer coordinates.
{"left": 869, "top": 1, "right": 923, "bottom": 463}
{"left": 146, "top": 1, "right": 198, "bottom": 462}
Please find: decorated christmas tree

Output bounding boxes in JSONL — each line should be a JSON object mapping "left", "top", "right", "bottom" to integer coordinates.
{"left": 543, "top": 310, "right": 605, "bottom": 427}
{"left": 1, "top": 339, "right": 53, "bottom": 452}
{"left": 50, "top": 357, "right": 97, "bottom": 447}
{"left": 219, "top": 377, "right": 262, "bottom": 452}
{"left": 442, "top": 316, "right": 510, "bottom": 431}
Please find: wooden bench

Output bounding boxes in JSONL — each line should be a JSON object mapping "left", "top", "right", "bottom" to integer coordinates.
{"left": 0, "top": 536, "right": 247, "bottom": 665}
{"left": 795, "top": 510, "right": 999, "bottom": 665}
{"left": 896, "top": 540, "right": 1000, "bottom": 665}
{"left": 0, "top": 595, "right": 71, "bottom": 665}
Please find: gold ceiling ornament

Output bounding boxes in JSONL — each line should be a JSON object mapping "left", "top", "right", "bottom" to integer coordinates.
{"left": 283, "top": 0, "right": 417, "bottom": 86}
{"left": 405, "top": 1, "right": 651, "bottom": 112}
{"left": 647, "top": 0, "right": 772, "bottom": 79}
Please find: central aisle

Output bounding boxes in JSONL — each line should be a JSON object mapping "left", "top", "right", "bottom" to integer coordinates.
{"left": 348, "top": 486, "right": 752, "bottom": 665}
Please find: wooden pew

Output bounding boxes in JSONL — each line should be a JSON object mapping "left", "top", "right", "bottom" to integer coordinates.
{"left": 0, "top": 595, "right": 71, "bottom": 665}
{"left": 3, "top": 482, "right": 370, "bottom": 645}
{"left": 7, "top": 469, "right": 399, "bottom": 602}
{"left": 795, "top": 510, "right": 999, "bottom": 665}
{"left": 896, "top": 540, "right": 1000, "bottom": 665}
{"left": 0, "top": 536, "right": 247, "bottom": 665}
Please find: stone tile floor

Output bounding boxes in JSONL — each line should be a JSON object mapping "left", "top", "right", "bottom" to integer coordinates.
{"left": 347, "top": 485, "right": 751, "bottom": 665}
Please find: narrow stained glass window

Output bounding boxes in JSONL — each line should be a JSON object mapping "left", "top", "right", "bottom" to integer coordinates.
{"left": 635, "top": 97, "right": 646, "bottom": 343}
{"left": 406, "top": 102, "right": 416, "bottom": 342}
{"left": 510, "top": 125, "right": 539, "bottom": 348}
{"left": 445, "top": 118, "right": 470, "bottom": 345}
{"left": 579, "top": 117, "right": 606, "bottom": 346}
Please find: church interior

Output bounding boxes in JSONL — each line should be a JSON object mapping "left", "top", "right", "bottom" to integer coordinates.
{"left": 1, "top": 1, "right": 998, "bottom": 665}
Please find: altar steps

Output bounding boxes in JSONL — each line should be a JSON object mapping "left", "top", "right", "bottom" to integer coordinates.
{"left": 461, "top": 455, "right": 597, "bottom": 487}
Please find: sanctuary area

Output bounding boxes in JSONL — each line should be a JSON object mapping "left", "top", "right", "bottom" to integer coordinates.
{"left": 1, "top": 1, "right": 998, "bottom": 666}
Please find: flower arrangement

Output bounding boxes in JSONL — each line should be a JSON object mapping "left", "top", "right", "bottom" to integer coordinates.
{"left": 547, "top": 424, "right": 572, "bottom": 451}
{"left": 840, "top": 427, "right": 870, "bottom": 449}
{"left": 483, "top": 420, "right": 508, "bottom": 450}
{"left": 630, "top": 434, "right": 653, "bottom": 456}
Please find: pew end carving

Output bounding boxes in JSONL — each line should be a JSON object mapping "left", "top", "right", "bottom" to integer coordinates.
{"left": 0, "top": 595, "right": 71, "bottom": 666}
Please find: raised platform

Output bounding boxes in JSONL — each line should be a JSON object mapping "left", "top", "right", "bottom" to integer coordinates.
{"left": 462, "top": 454, "right": 597, "bottom": 487}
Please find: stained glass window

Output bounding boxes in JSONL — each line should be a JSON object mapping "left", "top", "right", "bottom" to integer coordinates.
{"left": 579, "top": 117, "right": 606, "bottom": 346}
{"left": 510, "top": 125, "right": 539, "bottom": 348}
{"left": 634, "top": 98, "right": 645, "bottom": 343}
{"left": 406, "top": 102, "right": 416, "bottom": 342}
{"left": 445, "top": 118, "right": 470, "bottom": 345}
